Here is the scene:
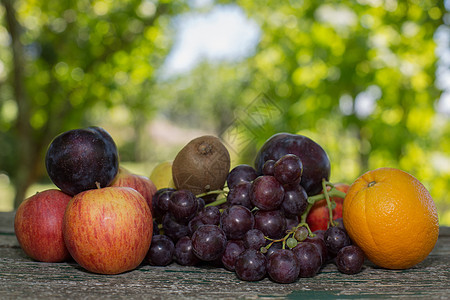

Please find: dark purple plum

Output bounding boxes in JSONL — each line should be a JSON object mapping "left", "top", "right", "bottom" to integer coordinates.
{"left": 254, "top": 133, "right": 330, "bottom": 196}
{"left": 45, "top": 127, "right": 119, "bottom": 196}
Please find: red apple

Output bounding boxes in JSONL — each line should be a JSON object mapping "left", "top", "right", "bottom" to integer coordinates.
{"left": 110, "top": 167, "right": 157, "bottom": 215}
{"left": 306, "top": 183, "right": 349, "bottom": 232}
{"left": 63, "top": 186, "right": 153, "bottom": 275}
{"left": 14, "top": 189, "right": 72, "bottom": 262}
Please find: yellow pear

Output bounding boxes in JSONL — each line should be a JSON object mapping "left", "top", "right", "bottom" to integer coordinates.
{"left": 150, "top": 161, "right": 176, "bottom": 190}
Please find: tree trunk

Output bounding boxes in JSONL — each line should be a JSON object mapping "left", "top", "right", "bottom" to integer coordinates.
{"left": 2, "top": 0, "right": 34, "bottom": 208}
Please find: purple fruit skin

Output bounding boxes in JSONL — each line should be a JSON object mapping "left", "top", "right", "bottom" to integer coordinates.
{"left": 254, "top": 133, "right": 330, "bottom": 196}
{"left": 45, "top": 127, "right": 119, "bottom": 196}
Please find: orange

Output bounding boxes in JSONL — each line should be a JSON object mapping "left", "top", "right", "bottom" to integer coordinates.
{"left": 343, "top": 167, "right": 439, "bottom": 269}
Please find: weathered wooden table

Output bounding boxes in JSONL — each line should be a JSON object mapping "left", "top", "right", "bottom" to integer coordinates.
{"left": 1, "top": 211, "right": 449, "bottom": 299}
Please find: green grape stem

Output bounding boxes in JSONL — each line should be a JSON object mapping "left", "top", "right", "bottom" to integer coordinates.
{"left": 197, "top": 188, "right": 228, "bottom": 207}
{"left": 300, "top": 181, "right": 346, "bottom": 224}
{"left": 196, "top": 189, "right": 227, "bottom": 198}
{"left": 204, "top": 196, "right": 227, "bottom": 207}
{"left": 264, "top": 222, "right": 315, "bottom": 249}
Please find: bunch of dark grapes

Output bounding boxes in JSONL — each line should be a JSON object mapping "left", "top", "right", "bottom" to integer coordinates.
{"left": 148, "top": 154, "right": 364, "bottom": 283}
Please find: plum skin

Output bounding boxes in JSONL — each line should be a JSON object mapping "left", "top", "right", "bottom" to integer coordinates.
{"left": 45, "top": 126, "right": 119, "bottom": 196}
{"left": 254, "top": 133, "right": 330, "bottom": 196}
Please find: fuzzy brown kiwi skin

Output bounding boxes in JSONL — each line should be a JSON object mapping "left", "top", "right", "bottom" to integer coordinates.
{"left": 172, "top": 135, "right": 230, "bottom": 196}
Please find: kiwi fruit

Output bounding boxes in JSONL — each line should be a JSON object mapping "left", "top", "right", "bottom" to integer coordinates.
{"left": 172, "top": 135, "right": 231, "bottom": 196}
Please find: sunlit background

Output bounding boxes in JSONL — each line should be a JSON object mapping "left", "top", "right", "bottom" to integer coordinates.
{"left": 1, "top": 0, "right": 449, "bottom": 225}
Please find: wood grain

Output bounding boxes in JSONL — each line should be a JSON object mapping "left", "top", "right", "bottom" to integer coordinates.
{"left": 1, "top": 212, "right": 449, "bottom": 299}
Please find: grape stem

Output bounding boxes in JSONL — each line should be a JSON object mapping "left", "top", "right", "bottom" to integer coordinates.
{"left": 196, "top": 189, "right": 227, "bottom": 198}
{"left": 300, "top": 181, "right": 346, "bottom": 224}
{"left": 264, "top": 222, "right": 314, "bottom": 249}
{"left": 197, "top": 189, "right": 229, "bottom": 208}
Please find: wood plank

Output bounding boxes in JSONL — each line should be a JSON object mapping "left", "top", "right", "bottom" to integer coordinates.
{"left": 1, "top": 211, "right": 449, "bottom": 299}
{"left": 0, "top": 244, "right": 449, "bottom": 299}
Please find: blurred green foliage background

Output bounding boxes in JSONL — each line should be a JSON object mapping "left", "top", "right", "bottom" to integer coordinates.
{"left": 0, "top": 0, "right": 449, "bottom": 225}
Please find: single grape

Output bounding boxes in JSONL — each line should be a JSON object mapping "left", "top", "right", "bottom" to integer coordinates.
{"left": 285, "top": 215, "right": 300, "bottom": 232}
{"left": 153, "top": 188, "right": 176, "bottom": 212}
{"left": 188, "top": 215, "right": 205, "bottom": 236}
{"left": 273, "top": 154, "right": 303, "bottom": 186}
{"left": 335, "top": 245, "right": 365, "bottom": 275}
{"left": 292, "top": 242, "right": 322, "bottom": 277}
{"left": 198, "top": 206, "right": 221, "bottom": 225}
{"left": 294, "top": 226, "right": 309, "bottom": 242}
{"left": 191, "top": 224, "right": 227, "bottom": 262}
{"left": 304, "top": 236, "right": 328, "bottom": 265}
{"left": 146, "top": 235, "right": 175, "bottom": 266}
{"left": 265, "top": 242, "right": 282, "bottom": 258}
{"left": 243, "top": 229, "right": 266, "bottom": 250}
{"left": 220, "top": 205, "right": 255, "bottom": 240}
{"left": 267, "top": 249, "right": 300, "bottom": 283}
{"left": 313, "top": 230, "right": 326, "bottom": 240}
{"left": 227, "top": 164, "right": 258, "bottom": 189}
{"left": 174, "top": 236, "right": 199, "bottom": 266}
{"left": 286, "top": 237, "right": 298, "bottom": 249}
{"left": 162, "top": 213, "right": 190, "bottom": 242}
{"left": 250, "top": 176, "right": 284, "bottom": 211}
{"left": 254, "top": 210, "right": 286, "bottom": 239}
{"left": 227, "top": 182, "right": 252, "bottom": 209}
{"left": 221, "top": 240, "right": 246, "bottom": 271}
{"left": 334, "top": 218, "right": 347, "bottom": 233}
{"left": 168, "top": 190, "right": 198, "bottom": 222}
{"left": 234, "top": 249, "right": 267, "bottom": 281}
{"left": 324, "top": 226, "right": 351, "bottom": 254}
{"left": 262, "top": 160, "right": 275, "bottom": 176}
{"left": 281, "top": 185, "right": 308, "bottom": 218}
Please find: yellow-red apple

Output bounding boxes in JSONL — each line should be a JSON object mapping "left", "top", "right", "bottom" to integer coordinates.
{"left": 110, "top": 167, "right": 157, "bottom": 215}
{"left": 14, "top": 189, "right": 72, "bottom": 262}
{"left": 63, "top": 186, "right": 153, "bottom": 275}
{"left": 306, "top": 183, "right": 349, "bottom": 232}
